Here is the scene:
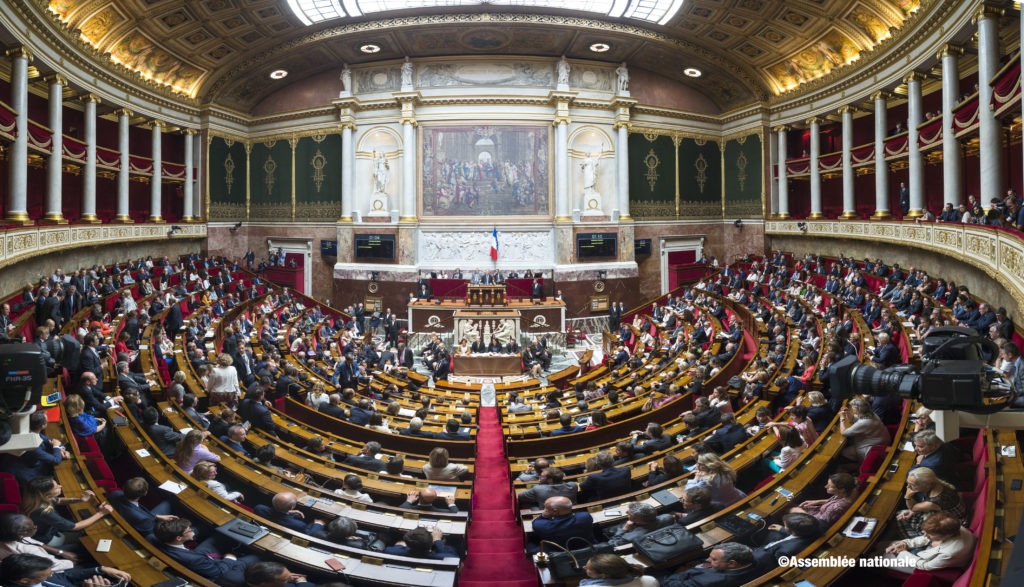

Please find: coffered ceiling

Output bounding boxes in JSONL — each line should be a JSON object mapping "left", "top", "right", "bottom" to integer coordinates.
{"left": 30, "top": 0, "right": 934, "bottom": 113}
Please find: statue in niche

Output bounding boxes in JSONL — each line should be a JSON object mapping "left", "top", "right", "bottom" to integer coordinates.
{"left": 557, "top": 56, "right": 570, "bottom": 88}
{"left": 581, "top": 152, "right": 599, "bottom": 195}
{"left": 372, "top": 150, "right": 390, "bottom": 194}
{"left": 616, "top": 62, "right": 629, "bottom": 94}
{"left": 401, "top": 57, "right": 414, "bottom": 91}
{"left": 339, "top": 64, "right": 352, "bottom": 96}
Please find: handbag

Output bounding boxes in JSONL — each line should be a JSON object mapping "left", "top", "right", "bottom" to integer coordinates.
{"left": 540, "top": 537, "right": 613, "bottom": 579}
{"left": 633, "top": 524, "right": 704, "bottom": 564}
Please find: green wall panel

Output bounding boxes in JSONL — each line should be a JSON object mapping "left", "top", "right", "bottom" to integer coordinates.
{"left": 628, "top": 133, "right": 676, "bottom": 219}
{"left": 724, "top": 133, "right": 763, "bottom": 218}
{"left": 249, "top": 140, "right": 292, "bottom": 221}
{"left": 678, "top": 138, "right": 721, "bottom": 218}
{"left": 207, "top": 136, "right": 246, "bottom": 221}
{"left": 295, "top": 133, "right": 342, "bottom": 221}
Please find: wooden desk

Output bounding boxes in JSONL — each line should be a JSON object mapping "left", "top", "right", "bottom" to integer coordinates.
{"left": 468, "top": 284, "right": 506, "bottom": 306}
{"left": 452, "top": 354, "right": 523, "bottom": 376}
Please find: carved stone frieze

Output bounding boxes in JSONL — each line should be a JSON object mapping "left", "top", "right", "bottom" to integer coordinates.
{"left": 418, "top": 230, "right": 552, "bottom": 266}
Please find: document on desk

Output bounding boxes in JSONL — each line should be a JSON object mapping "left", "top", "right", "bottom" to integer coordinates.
{"left": 134, "top": 448, "right": 151, "bottom": 458}
{"left": 158, "top": 480, "right": 187, "bottom": 494}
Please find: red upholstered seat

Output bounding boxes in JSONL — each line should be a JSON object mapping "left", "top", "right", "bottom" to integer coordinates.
{"left": 0, "top": 472, "right": 22, "bottom": 507}
{"left": 858, "top": 445, "right": 889, "bottom": 488}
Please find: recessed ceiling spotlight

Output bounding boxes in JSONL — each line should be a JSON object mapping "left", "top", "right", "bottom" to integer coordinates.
{"left": 589, "top": 42, "right": 611, "bottom": 53}
{"left": 683, "top": 67, "right": 702, "bottom": 78}
{"left": 360, "top": 44, "right": 381, "bottom": 54}
{"left": 269, "top": 69, "right": 288, "bottom": 79}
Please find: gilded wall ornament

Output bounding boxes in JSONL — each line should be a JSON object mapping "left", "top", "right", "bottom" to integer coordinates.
{"left": 736, "top": 151, "right": 748, "bottom": 192}
{"left": 694, "top": 153, "right": 708, "bottom": 193}
{"left": 263, "top": 155, "right": 277, "bottom": 195}
{"left": 223, "top": 152, "right": 235, "bottom": 195}
{"left": 644, "top": 149, "right": 660, "bottom": 191}
{"left": 311, "top": 149, "right": 327, "bottom": 193}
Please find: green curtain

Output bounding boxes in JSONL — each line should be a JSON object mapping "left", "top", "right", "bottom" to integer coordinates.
{"left": 295, "top": 133, "right": 342, "bottom": 221}
{"left": 678, "top": 137, "right": 722, "bottom": 218}
{"left": 249, "top": 140, "right": 292, "bottom": 221}
{"left": 207, "top": 136, "right": 246, "bottom": 221}
{"left": 628, "top": 133, "right": 676, "bottom": 218}
{"left": 724, "top": 134, "right": 763, "bottom": 217}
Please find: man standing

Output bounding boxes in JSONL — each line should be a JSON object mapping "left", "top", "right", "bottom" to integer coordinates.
{"left": 898, "top": 181, "right": 910, "bottom": 216}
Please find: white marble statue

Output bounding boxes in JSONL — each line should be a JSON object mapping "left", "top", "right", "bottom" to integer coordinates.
{"left": 556, "top": 56, "right": 570, "bottom": 89}
{"left": 616, "top": 62, "right": 629, "bottom": 94}
{"left": 339, "top": 64, "right": 352, "bottom": 96}
{"left": 372, "top": 150, "right": 390, "bottom": 194}
{"left": 581, "top": 152, "right": 599, "bottom": 194}
{"left": 401, "top": 57, "right": 414, "bottom": 91}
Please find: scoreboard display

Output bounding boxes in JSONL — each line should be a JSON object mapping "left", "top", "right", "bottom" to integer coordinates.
{"left": 354, "top": 234, "right": 395, "bottom": 260}
{"left": 576, "top": 233, "right": 617, "bottom": 259}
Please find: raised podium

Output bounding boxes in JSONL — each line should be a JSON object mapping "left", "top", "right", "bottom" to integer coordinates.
{"left": 468, "top": 284, "right": 506, "bottom": 306}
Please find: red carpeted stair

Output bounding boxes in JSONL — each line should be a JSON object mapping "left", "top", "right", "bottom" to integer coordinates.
{"left": 459, "top": 406, "right": 538, "bottom": 586}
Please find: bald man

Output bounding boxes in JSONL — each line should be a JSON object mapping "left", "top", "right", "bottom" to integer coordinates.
{"left": 253, "top": 491, "right": 326, "bottom": 535}
{"left": 400, "top": 487, "right": 458, "bottom": 513}
{"left": 528, "top": 495, "right": 594, "bottom": 553}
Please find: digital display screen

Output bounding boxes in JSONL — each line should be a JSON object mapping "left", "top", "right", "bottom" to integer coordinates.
{"left": 635, "top": 239, "right": 652, "bottom": 256}
{"left": 320, "top": 240, "right": 338, "bottom": 256}
{"left": 354, "top": 234, "right": 395, "bottom": 260}
{"left": 576, "top": 233, "right": 617, "bottom": 259}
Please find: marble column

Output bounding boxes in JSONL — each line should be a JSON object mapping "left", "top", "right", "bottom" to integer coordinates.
{"left": 807, "top": 117, "right": 822, "bottom": 219}
{"left": 192, "top": 132, "right": 202, "bottom": 221}
{"left": 977, "top": 5, "right": 1004, "bottom": 205}
{"left": 80, "top": 94, "right": 100, "bottom": 223}
{"left": 401, "top": 121, "right": 416, "bottom": 221}
{"left": 554, "top": 119, "right": 570, "bottom": 221}
{"left": 839, "top": 106, "right": 856, "bottom": 218}
{"left": 5, "top": 47, "right": 31, "bottom": 224}
{"left": 871, "top": 92, "right": 890, "bottom": 218}
{"left": 149, "top": 121, "right": 164, "bottom": 222}
{"left": 182, "top": 129, "right": 195, "bottom": 221}
{"left": 905, "top": 73, "right": 924, "bottom": 218}
{"left": 775, "top": 126, "right": 789, "bottom": 218}
{"left": 113, "top": 108, "right": 133, "bottom": 222}
{"left": 939, "top": 45, "right": 964, "bottom": 208}
{"left": 616, "top": 123, "right": 630, "bottom": 220}
{"left": 339, "top": 123, "right": 353, "bottom": 222}
{"left": 42, "top": 74, "right": 67, "bottom": 224}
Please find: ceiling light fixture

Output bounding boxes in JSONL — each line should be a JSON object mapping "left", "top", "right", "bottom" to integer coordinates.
{"left": 589, "top": 42, "right": 611, "bottom": 53}
{"left": 683, "top": 68, "right": 702, "bottom": 78}
{"left": 360, "top": 44, "right": 381, "bottom": 54}
{"left": 269, "top": 69, "right": 288, "bottom": 79}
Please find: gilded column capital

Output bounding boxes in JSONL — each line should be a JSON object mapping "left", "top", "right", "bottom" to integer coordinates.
{"left": 806, "top": 116, "right": 823, "bottom": 126}
{"left": 552, "top": 116, "right": 571, "bottom": 126}
{"left": 902, "top": 71, "right": 925, "bottom": 84}
{"left": 5, "top": 46, "right": 33, "bottom": 62}
{"left": 836, "top": 105, "right": 855, "bottom": 115}
{"left": 936, "top": 44, "right": 964, "bottom": 60}
{"left": 182, "top": 128, "right": 198, "bottom": 136}
{"left": 149, "top": 119, "right": 166, "bottom": 129}
{"left": 771, "top": 125, "right": 789, "bottom": 134}
{"left": 972, "top": 3, "right": 1005, "bottom": 24}
{"left": 112, "top": 107, "right": 134, "bottom": 119}
{"left": 870, "top": 90, "right": 895, "bottom": 102}
{"left": 42, "top": 73, "right": 67, "bottom": 87}
{"left": 79, "top": 93, "right": 102, "bottom": 105}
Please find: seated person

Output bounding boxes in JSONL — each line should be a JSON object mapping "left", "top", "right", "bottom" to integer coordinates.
{"left": 547, "top": 412, "right": 585, "bottom": 437}
{"left": 529, "top": 496, "right": 594, "bottom": 553}
{"left": 343, "top": 441, "right": 386, "bottom": 473}
{"left": 107, "top": 477, "right": 176, "bottom": 538}
{"left": 436, "top": 418, "right": 471, "bottom": 441}
{"left": 894, "top": 467, "right": 966, "bottom": 539}
{"left": 252, "top": 491, "right": 326, "bottom": 535}
{"left": 384, "top": 526, "right": 458, "bottom": 560}
{"left": 153, "top": 517, "right": 259, "bottom": 587}
{"left": 398, "top": 417, "right": 436, "bottom": 438}
{"left": 908, "top": 430, "right": 961, "bottom": 485}
{"left": 672, "top": 485, "right": 718, "bottom": 526}
{"left": 605, "top": 502, "right": 675, "bottom": 546}
{"left": 243, "top": 561, "right": 316, "bottom": 587}
{"left": 335, "top": 474, "right": 373, "bottom": 503}
{"left": 788, "top": 473, "right": 858, "bottom": 530}
{"left": 0, "top": 514, "right": 75, "bottom": 572}
{"left": 882, "top": 511, "right": 975, "bottom": 573}
{"left": 319, "top": 517, "right": 384, "bottom": 551}
{"left": 400, "top": 488, "right": 458, "bottom": 513}
{"left": 753, "top": 512, "right": 822, "bottom": 568}
{"left": 578, "top": 450, "right": 631, "bottom": 502}
{"left": 422, "top": 447, "right": 468, "bottom": 481}
{"left": 663, "top": 542, "right": 763, "bottom": 587}
{"left": 516, "top": 467, "right": 578, "bottom": 510}
{"left": 700, "top": 413, "right": 747, "bottom": 455}
{"left": 0, "top": 553, "right": 131, "bottom": 587}
{"left": 630, "top": 422, "right": 674, "bottom": 456}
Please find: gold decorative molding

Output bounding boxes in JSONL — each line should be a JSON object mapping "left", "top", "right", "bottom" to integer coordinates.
{"left": 41, "top": 73, "right": 67, "bottom": 86}
{"left": 5, "top": 46, "right": 34, "bottom": 62}
{"left": 78, "top": 93, "right": 101, "bottom": 105}
{"left": 935, "top": 44, "right": 964, "bottom": 60}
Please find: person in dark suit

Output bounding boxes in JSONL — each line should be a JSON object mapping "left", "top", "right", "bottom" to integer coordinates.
{"left": 74, "top": 371, "right": 109, "bottom": 416}
{"left": 153, "top": 517, "right": 259, "bottom": 587}
{"left": 436, "top": 418, "right": 471, "bottom": 440}
{"left": 898, "top": 181, "right": 910, "bottom": 216}
{"left": 397, "top": 342, "right": 414, "bottom": 369}
{"left": 0, "top": 553, "right": 133, "bottom": 587}
{"left": 116, "top": 360, "right": 155, "bottom": 395}
{"left": 399, "top": 417, "right": 436, "bottom": 438}
{"left": 400, "top": 487, "right": 459, "bottom": 513}
{"left": 237, "top": 387, "right": 277, "bottom": 437}
{"left": 630, "top": 422, "right": 674, "bottom": 456}
{"left": 141, "top": 406, "right": 183, "bottom": 456}
{"left": 531, "top": 278, "right": 543, "bottom": 301}
{"left": 77, "top": 333, "right": 104, "bottom": 383}
{"left": 871, "top": 332, "right": 900, "bottom": 368}
{"left": 547, "top": 412, "right": 585, "bottom": 437}
{"left": 608, "top": 302, "right": 621, "bottom": 331}
{"left": 347, "top": 398, "right": 375, "bottom": 426}
{"left": 343, "top": 441, "right": 386, "bottom": 472}
{"left": 253, "top": 491, "right": 326, "bottom": 535}
{"left": 317, "top": 394, "right": 348, "bottom": 420}
{"left": 578, "top": 451, "right": 632, "bottom": 502}
{"left": 243, "top": 560, "right": 317, "bottom": 587}
{"left": 384, "top": 526, "right": 459, "bottom": 560}
{"left": 529, "top": 496, "right": 595, "bottom": 553}
{"left": 672, "top": 485, "right": 719, "bottom": 526}
{"left": 753, "top": 513, "right": 821, "bottom": 570}
{"left": 1, "top": 412, "right": 67, "bottom": 484}
{"left": 516, "top": 467, "right": 579, "bottom": 509}
{"left": 908, "top": 430, "right": 961, "bottom": 484}
{"left": 219, "top": 425, "right": 250, "bottom": 457}
{"left": 662, "top": 542, "right": 762, "bottom": 587}
{"left": 700, "top": 414, "right": 747, "bottom": 455}
{"left": 108, "top": 477, "right": 175, "bottom": 538}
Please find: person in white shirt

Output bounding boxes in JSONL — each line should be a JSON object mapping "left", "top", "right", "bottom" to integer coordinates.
{"left": 335, "top": 474, "right": 373, "bottom": 503}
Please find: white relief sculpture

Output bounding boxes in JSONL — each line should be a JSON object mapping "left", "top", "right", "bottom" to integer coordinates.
{"left": 556, "top": 56, "right": 570, "bottom": 89}
{"left": 401, "top": 57, "right": 414, "bottom": 91}
{"left": 340, "top": 64, "right": 352, "bottom": 96}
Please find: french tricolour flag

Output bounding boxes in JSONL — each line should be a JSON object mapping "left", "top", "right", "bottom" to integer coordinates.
{"left": 490, "top": 227, "right": 499, "bottom": 261}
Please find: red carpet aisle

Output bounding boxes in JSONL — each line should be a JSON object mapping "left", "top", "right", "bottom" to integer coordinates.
{"left": 459, "top": 406, "right": 538, "bottom": 587}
